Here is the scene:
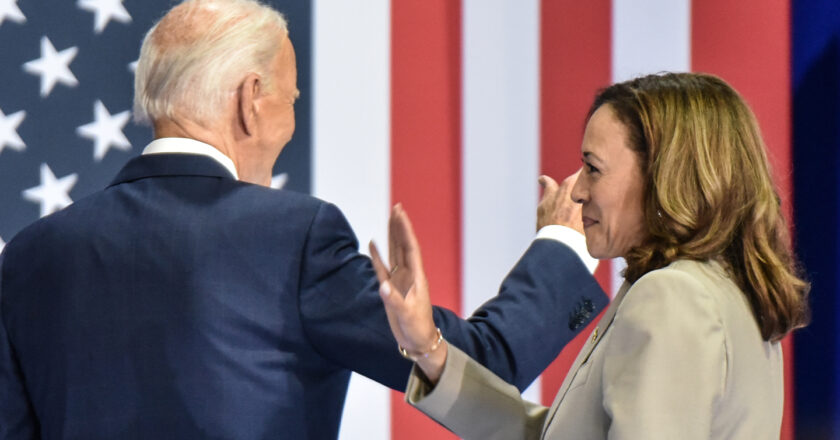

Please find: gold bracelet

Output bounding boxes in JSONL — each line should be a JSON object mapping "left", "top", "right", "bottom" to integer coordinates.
{"left": 398, "top": 328, "right": 443, "bottom": 362}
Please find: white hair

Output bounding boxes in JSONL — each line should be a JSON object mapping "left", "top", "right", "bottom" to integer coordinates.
{"left": 133, "top": 0, "right": 288, "bottom": 126}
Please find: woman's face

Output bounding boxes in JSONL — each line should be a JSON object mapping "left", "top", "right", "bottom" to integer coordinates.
{"left": 571, "top": 104, "right": 646, "bottom": 260}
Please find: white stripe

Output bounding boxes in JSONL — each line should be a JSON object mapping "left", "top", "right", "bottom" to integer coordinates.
{"left": 612, "top": 0, "right": 691, "bottom": 82}
{"left": 461, "top": 0, "right": 541, "bottom": 402}
{"left": 311, "top": 1, "right": 391, "bottom": 439}
{"left": 610, "top": 0, "right": 691, "bottom": 295}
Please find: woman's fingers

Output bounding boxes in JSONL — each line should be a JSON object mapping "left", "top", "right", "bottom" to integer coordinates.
{"left": 378, "top": 280, "right": 407, "bottom": 333}
{"left": 368, "top": 241, "right": 391, "bottom": 284}
{"left": 393, "top": 205, "right": 425, "bottom": 277}
{"left": 397, "top": 206, "right": 422, "bottom": 258}
{"left": 376, "top": 205, "right": 440, "bottom": 358}
{"left": 382, "top": 204, "right": 415, "bottom": 295}
{"left": 380, "top": 280, "right": 436, "bottom": 354}
{"left": 389, "top": 204, "right": 406, "bottom": 271}
{"left": 380, "top": 279, "right": 425, "bottom": 355}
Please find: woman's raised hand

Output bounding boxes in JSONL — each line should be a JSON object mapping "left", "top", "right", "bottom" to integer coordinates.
{"left": 369, "top": 204, "right": 447, "bottom": 383}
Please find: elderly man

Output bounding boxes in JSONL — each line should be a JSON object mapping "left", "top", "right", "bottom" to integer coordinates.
{"left": 0, "top": 0, "right": 605, "bottom": 439}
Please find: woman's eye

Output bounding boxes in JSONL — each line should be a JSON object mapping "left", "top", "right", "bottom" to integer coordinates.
{"left": 586, "top": 163, "right": 599, "bottom": 174}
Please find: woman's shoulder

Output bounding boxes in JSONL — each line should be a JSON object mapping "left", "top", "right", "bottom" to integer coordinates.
{"left": 620, "top": 258, "right": 760, "bottom": 336}
{"left": 631, "top": 259, "right": 734, "bottom": 297}
{"left": 620, "top": 259, "right": 734, "bottom": 323}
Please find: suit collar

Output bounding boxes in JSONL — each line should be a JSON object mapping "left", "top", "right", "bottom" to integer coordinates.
{"left": 108, "top": 153, "right": 236, "bottom": 188}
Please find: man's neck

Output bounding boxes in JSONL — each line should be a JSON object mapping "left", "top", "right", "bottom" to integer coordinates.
{"left": 153, "top": 118, "right": 274, "bottom": 186}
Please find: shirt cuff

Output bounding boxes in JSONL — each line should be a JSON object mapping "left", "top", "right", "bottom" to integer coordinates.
{"left": 536, "top": 225, "right": 599, "bottom": 274}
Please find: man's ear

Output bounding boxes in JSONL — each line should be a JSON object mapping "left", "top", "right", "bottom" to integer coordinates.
{"left": 238, "top": 73, "right": 261, "bottom": 136}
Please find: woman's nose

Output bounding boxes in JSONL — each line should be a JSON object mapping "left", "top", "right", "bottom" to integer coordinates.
{"left": 570, "top": 169, "right": 587, "bottom": 204}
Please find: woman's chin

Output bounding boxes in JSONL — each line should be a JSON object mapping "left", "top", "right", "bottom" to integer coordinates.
{"left": 585, "top": 246, "right": 618, "bottom": 261}
{"left": 586, "top": 249, "right": 606, "bottom": 260}
{"left": 584, "top": 243, "right": 604, "bottom": 259}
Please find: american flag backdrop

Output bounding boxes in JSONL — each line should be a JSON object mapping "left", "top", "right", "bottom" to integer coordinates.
{"left": 0, "top": 0, "right": 834, "bottom": 439}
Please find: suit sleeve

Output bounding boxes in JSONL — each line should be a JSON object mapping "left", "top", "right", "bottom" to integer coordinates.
{"left": 601, "top": 269, "right": 726, "bottom": 440}
{"left": 407, "top": 344, "right": 547, "bottom": 440}
{"left": 0, "top": 254, "right": 39, "bottom": 439}
{"left": 298, "top": 202, "right": 608, "bottom": 390}
{"left": 437, "top": 237, "right": 608, "bottom": 389}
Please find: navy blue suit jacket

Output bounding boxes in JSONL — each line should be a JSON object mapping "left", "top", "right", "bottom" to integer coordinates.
{"left": 0, "top": 154, "right": 606, "bottom": 439}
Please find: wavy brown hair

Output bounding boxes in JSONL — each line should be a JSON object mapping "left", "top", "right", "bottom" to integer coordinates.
{"left": 590, "top": 72, "right": 810, "bottom": 341}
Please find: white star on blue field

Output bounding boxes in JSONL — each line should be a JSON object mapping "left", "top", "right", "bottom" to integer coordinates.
{"left": 0, "top": 0, "right": 142, "bottom": 237}
{"left": 0, "top": 107, "right": 26, "bottom": 155}
{"left": 0, "top": 0, "right": 308, "bottom": 244}
{"left": 77, "top": 100, "right": 131, "bottom": 161}
{"left": 22, "top": 163, "right": 78, "bottom": 218}
{"left": 0, "top": 0, "right": 26, "bottom": 27}
{"left": 77, "top": 0, "right": 132, "bottom": 34}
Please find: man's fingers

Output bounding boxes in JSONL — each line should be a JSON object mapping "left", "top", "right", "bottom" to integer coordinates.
{"left": 540, "top": 175, "right": 560, "bottom": 196}
{"left": 536, "top": 172, "right": 586, "bottom": 232}
{"left": 537, "top": 175, "right": 560, "bottom": 231}
{"left": 558, "top": 169, "right": 581, "bottom": 198}
{"left": 553, "top": 170, "right": 585, "bottom": 234}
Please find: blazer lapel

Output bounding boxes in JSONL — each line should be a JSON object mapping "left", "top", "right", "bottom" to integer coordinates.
{"left": 541, "top": 281, "right": 631, "bottom": 435}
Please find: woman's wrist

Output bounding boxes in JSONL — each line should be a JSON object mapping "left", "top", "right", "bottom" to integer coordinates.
{"left": 398, "top": 328, "right": 448, "bottom": 385}
{"left": 415, "top": 339, "right": 447, "bottom": 384}
{"left": 399, "top": 328, "right": 443, "bottom": 361}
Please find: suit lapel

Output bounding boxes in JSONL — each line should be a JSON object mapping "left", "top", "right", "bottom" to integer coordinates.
{"left": 541, "top": 281, "right": 631, "bottom": 436}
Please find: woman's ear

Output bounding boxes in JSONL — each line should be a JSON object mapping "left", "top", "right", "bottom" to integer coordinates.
{"left": 238, "top": 73, "right": 261, "bottom": 136}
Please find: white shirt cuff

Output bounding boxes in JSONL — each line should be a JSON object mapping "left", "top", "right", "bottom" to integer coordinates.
{"left": 536, "top": 225, "right": 599, "bottom": 274}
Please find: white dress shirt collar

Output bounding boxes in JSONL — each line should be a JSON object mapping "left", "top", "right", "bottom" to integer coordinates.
{"left": 142, "top": 137, "right": 239, "bottom": 180}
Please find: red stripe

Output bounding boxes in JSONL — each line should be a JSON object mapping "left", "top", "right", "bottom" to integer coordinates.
{"left": 539, "top": 0, "right": 612, "bottom": 406}
{"left": 692, "top": 2, "right": 795, "bottom": 438}
{"left": 390, "top": 1, "right": 462, "bottom": 438}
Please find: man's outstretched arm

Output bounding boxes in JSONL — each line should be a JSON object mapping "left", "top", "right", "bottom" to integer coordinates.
{"left": 298, "top": 201, "right": 606, "bottom": 391}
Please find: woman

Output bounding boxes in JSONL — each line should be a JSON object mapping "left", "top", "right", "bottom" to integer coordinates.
{"left": 369, "top": 73, "right": 810, "bottom": 439}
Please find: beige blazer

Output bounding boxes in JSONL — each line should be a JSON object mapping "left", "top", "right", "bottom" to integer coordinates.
{"left": 407, "top": 260, "right": 783, "bottom": 439}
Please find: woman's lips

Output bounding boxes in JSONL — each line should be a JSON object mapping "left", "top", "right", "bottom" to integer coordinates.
{"left": 582, "top": 216, "right": 597, "bottom": 228}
